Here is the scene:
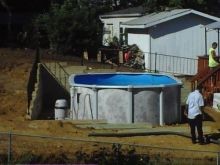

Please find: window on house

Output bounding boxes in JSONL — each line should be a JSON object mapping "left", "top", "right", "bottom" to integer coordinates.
{"left": 103, "top": 25, "right": 110, "bottom": 34}
{"left": 104, "top": 24, "right": 113, "bottom": 38}
{"left": 107, "top": 24, "right": 113, "bottom": 38}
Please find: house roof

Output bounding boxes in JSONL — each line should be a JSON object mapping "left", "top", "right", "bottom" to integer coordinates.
{"left": 205, "top": 21, "right": 220, "bottom": 29}
{"left": 99, "top": 6, "right": 145, "bottom": 18}
{"left": 121, "top": 9, "right": 220, "bottom": 29}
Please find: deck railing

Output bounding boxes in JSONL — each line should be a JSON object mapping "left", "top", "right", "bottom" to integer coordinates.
{"left": 98, "top": 48, "right": 198, "bottom": 75}
{"left": 191, "top": 65, "right": 220, "bottom": 105}
{"left": 146, "top": 52, "right": 197, "bottom": 75}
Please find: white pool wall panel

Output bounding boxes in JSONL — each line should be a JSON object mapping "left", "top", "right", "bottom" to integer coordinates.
{"left": 73, "top": 87, "right": 96, "bottom": 120}
{"left": 163, "top": 86, "right": 181, "bottom": 124}
{"left": 99, "top": 89, "right": 131, "bottom": 123}
{"left": 69, "top": 73, "right": 182, "bottom": 125}
{"left": 134, "top": 88, "right": 160, "bottom": 125}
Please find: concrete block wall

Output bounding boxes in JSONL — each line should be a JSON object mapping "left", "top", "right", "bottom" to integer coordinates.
{"left": 27, "top": 63, "right": 70, "bottom": 120}
{"left": 40, "top": 64, "right": 70, "bottom": 119}
{"left": 28, "top": 63, "right": 43, "bottom": 119}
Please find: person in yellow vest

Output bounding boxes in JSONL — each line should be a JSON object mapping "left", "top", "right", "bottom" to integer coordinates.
{"left": 209, "top": 42, "right": 219, "bottom": 69}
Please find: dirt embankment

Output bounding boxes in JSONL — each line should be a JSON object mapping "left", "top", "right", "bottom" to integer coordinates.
{"left": 0, "top": 48, "right": 220, "bottom": 163}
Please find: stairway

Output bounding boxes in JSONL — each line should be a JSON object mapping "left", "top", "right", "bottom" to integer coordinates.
{"left": 191, "top": 66, "right": 220, "bottom": 105}
{"left": 27, "top": 52, "right": 117, "bottom": 120}
{"left": 43, "top": 62, "right": 92, "bottom": 92}
{"left": 43, "top": 61, "right": 117, "bottom": 93}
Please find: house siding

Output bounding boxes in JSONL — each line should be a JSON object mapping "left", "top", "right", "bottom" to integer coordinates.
{"left": 100, "top": 17, "right": 139, "bottom": 45}
{"left": 148, "top": 14, "right": 218, "bottom": 75}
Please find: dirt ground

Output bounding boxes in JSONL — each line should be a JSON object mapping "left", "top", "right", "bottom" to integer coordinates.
{"left": 0, "top": 48, "right": 220, "bottom": 162}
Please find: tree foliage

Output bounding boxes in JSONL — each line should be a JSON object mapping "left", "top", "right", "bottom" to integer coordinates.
{"left": 144, "top": 0, "right": 219, "bottom": 14}
{"left": 0, "top": 0, "right": 12, "bottom": 44}
{"left": 34, "top": 0, "right": 102, "bottom": 55}
{"left": 30, "top": 0, "right": 220, "bottom": 54}
{"left": 0, "top": 0, "right": 51, "bottom": 12}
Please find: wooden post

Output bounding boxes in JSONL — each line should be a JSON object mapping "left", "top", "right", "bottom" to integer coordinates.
{"left": 118, "top": 50, "right": 123, "bottom": 64}
{"left": 83, "top": 51, "right": 88, "bottom": 60}
{"left": 97, "top": 51, "right": 101, "bottom": 62}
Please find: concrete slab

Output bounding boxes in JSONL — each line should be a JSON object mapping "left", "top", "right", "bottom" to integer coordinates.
{"left": 89, "top": 130, "right": 191, "bottom": 138}
{"left": 63, "top": 119, "right": 107, "bottom": 125}
{"left": 86, "top": 124, "right": 211, "bottom": 138}
{"left": 117, "top": 126, "right": 211, "bottom": 134}
{"left": 75, "top": 123, "right": 153, "bottom": 129}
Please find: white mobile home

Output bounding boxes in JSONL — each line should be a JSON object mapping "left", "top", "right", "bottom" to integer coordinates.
{"left": 121, "top": 9, "right": 220, "bottom": 75}
{"left": 99, "top": 6, "right": 144, "bottom": 46}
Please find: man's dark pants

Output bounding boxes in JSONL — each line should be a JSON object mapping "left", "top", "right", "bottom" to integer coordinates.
{"left": 188, "top": 114, "right": 204, "bottom": 143}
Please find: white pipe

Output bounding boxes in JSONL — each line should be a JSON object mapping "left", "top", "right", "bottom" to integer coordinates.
{"left": 70, "top": 87, "right": 75, "bottom": 120}
{"left": 177, "top": 87, "right": 182, "bottom": 123}
{"left": 159, "top": 88, "right": 164, "bottom": 126}
{"left": 93, "top": 86, "right": 98, "bottom": 120}
{"left": 128, "top": 86, "right": 133, "bottom": 123}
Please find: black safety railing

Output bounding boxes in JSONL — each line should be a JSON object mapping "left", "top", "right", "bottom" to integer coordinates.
{"left": 97, "top": 48, "right": 198, "bottom": 75}
{"left": 147, "top": 52, "right": 198, "bottom": 75}
{"left": 43, "top": 62, "right": 70, "bottom": 92}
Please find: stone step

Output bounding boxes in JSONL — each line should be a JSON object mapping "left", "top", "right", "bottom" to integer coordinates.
{"left": 63, "top": 65, "right": 88, "bottom": 75}
{"left": 85, "top": 68, "right": 116, "bottom": 73}
{"left": 44, "top": 62, "right": 68, "bottom": 67}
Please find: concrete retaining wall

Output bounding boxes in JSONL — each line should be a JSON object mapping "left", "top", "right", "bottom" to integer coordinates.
{"left": 28, "top": 64, "right": 70, "bottom": 119}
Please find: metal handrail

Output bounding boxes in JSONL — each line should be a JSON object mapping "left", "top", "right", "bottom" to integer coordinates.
{"left": 144, "top": 51, "right": 197, "bottom": 75}
{"left": 57, "top": 62, "right": 70, "bottom": 89}
{"left": 98, "top": 48, "right": 198, "bottom": 75}
{"left": 156, "top": 52, "right": 197, "bottom": 60}
{"left": 189, "top": 65, "right": 220, "bottom": 105}
{"left": 43, "top": 48, "right": 197, "bottom": 75}
{"left": 198, "top": 65, "right": 220, "bottom": 87}
{"left": 43, "top": 62, "right": 70, "bottom": 92}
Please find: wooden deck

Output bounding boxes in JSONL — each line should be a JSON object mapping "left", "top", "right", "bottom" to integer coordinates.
{"left": 191, "top": 56, "right": 220, "bottom": 105}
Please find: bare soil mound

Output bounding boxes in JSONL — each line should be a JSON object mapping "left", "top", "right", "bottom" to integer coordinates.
{"left": 0, "top": 48, "right": 220, "bottom": 163}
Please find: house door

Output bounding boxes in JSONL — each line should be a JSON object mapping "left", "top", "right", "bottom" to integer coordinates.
{"left": 127, "top": 33, "right": 150, "bottom": 70}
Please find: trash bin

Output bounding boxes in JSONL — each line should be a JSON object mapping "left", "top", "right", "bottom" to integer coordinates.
{"left": 54, "top": 99, "right": 68, "bottom": 120}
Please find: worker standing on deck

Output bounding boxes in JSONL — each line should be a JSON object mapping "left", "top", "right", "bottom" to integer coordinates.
{"left": 185, "top": 86, "right": 205, "bottom": 145}
{"left": 209, "top": 42, "right": 219, "bottom": 69}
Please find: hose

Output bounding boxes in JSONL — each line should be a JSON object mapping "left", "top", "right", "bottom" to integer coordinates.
{"left": 210, "top": 139, "right": 220, "bottom": 144}
{"left": 204, "top": 134, "right": 220, "bottom": 145}
{"left": 89, "top": 131, "right": 220, "bottom": 145}
{"left": 89, "top": 131, "right": 191, "bottom": 138}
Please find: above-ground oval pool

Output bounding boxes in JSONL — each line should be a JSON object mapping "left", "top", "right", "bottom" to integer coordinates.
{"left": 69, "top": 73, "right": 182, "bottom": 125}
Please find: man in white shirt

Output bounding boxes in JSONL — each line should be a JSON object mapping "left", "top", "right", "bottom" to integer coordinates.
{"left": 185, "top": 86, "right": 204, "bottom": 144}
